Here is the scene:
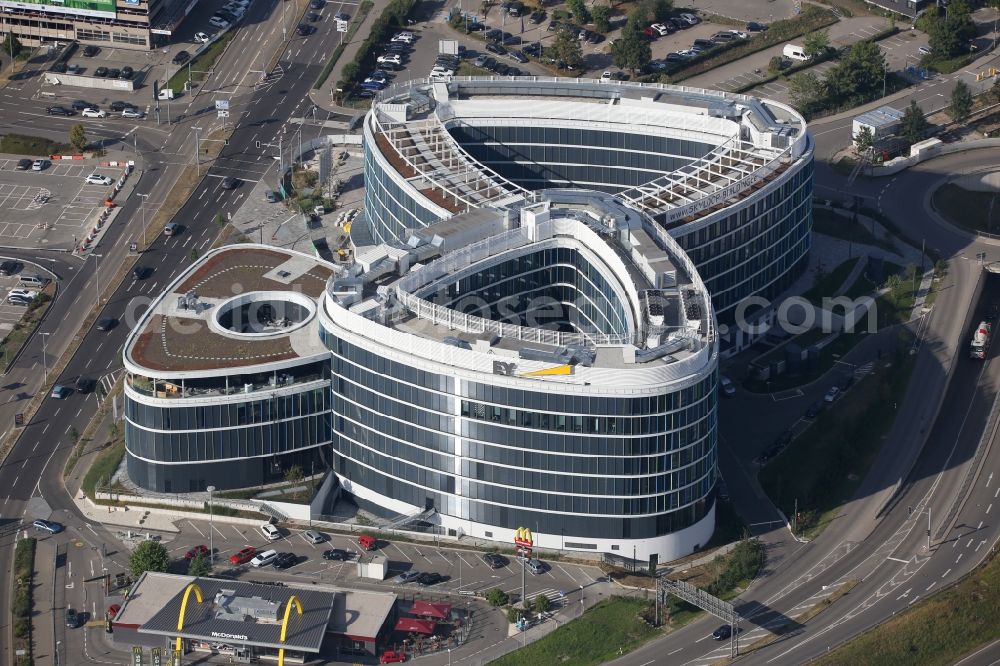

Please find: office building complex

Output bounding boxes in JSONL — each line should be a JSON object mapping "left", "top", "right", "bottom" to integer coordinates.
{"left": 1, "top": 0, "right": 182, "bottom": 50}
{"left": 364, "top": 77, "right": 813, "bottom": 351}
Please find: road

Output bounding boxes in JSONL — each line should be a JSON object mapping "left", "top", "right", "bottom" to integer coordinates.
{"left": 0, "top": 1, "right": 357, "bottom": 661}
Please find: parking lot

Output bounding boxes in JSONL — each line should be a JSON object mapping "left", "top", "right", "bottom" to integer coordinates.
{"left": 162, "top": 518, "right": 604, "bottom": 606}
{"left": 0, "top": 157, "right": 123, "bottom": 245}
{"left": 0, "top": 269, "right": 36, "bottom": 337}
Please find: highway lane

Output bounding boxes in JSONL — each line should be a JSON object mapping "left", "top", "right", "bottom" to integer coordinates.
{"left": 0, "top": 8, "right": 359, "bottom": 662}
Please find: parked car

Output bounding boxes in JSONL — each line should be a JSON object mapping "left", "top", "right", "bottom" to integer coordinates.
{"left": 0, "top": 260, "right": 19, "bottom": 275}
{"left": 918, "top": 45, "right": 932, "bottom": 56}
{"left": 509, "top": 49, "right": 528, "bottom": 63}
{"left": 711, "top": 32, "right": 736, "bottom": 43}
{"left": 334, "top": 10, "right": 350, "bottom": 20}
{"left": 194, "top": 31, "right": 211, "bottom": 42}
{"left": 184, "top": 545, "right": 210, "bottom": 560}
{"left": 272, "top": 552, "right": 299, "bottom": 569}
{"left": 377, "top": 54, "right": 402, "bottom": 66}
{"left": 110, "top": 101, "right": 135, "bottom": 112}
{"left": 692, "top": 38, "right": 716, "bottom": 50}
{"left": 264, "top": 190, "right": 280, "bottom": 203}
{"left": 121, "top": 108, "right": 144, "bottom": 119}
{"left": 172, "top": 50, "right": 190, "bottom": 65}
{"left": 250, "top": 549, "right": 278, "bottom": 567}
{"left": 679, "top": 12, "right": 700, "bottom": 25}
{"left": 46, "top": 106, "right": 73, "bottom": 116}
{"left": 473, "top": 54, "right": 490, "bottom": 67}
{"left": 229, "top": 547, "right": 256, "bottom": 565}
{"left": 650, "top": 23, "right": 672, "bottom": 36}
{"left": 309, "top": 0, "right": 323, "bottom": 7}
{"left": 259, "top": 522, "right": 281, "bottom": 540}
{"left": 31, "top": 159, "right": 49, "bottom": 171}
{"left": 107, "top": 68, "right": 121, "bottom": 78}
{"left": 306, "top": 12, "right": 320, "bottom": 21}
{"left": 485, "top": 42, "right": 506, "bottom": 55}
{"left": 303, "top": 530, "right": 326, "bottom": 544}
{"left": 664, "top": 52, "right": 687, "bottom": 62}
{"left": 483, "top": 552, "right": 507, "bottom": 569}
{"left": 83, "top": 45, "right": 100, "bottom": 56}
{"left": 322, "top": 548, "right": 349, "bottom": 560}
{"left": 391, "top": 31, "right": 414, "bottom": 43}
{"left": 525, "top": 558, "right": 546, "bottom": 574}
{"left": 728, "top": 29, "right": 749, "bottom": 39}
{"left": 720, "top": 375, "right": 736, "bottom": 397}
{"left": 393, "top": 570, "right": 422, "bottom": 584}
{"left": 51, "top": 384, "right": 70, "bottom": 399}
{"left": 33, "top": 519, "right": 64, "bottom": 533}
{"left": 82, "top": 108, "right": 106, "bottom": 118}
{"left": 417, "top": 572, "right": 443, "bottom": 586}
{"left": 50, "top": 62, "right": 67, "bottom": 73}
{"left": 823, "top": 386, "right": 841, "bottom": 403}
{"left": 15, "top": 159, "right": 33, "bottom": 170}
{"left": 380, "top": 651, "right": 407, "bottom": 664}
{"left": 358, "top": 534, "right": 378, "bottom": 550}
{"left": 209, "top": 15, "right": 230, "bottom": 28}
{"left": 805, "top": 400, "right": 824, "bottom": 419}
{"left": 529, "top": 10, "right": 546, "bottom": 23}
{"left": 94, "top": 66, "right": 109, "bottom": 77}
{"left": 746, "top": 21, "right": 768, "bottom": 32}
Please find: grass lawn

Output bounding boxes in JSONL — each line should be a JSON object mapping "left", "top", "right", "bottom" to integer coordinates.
{"left": 744, "top": 330, "right": 864, "bottom": 393}
{"left": 0, "top": 287, "right": 54, "bottom": 373}
{"left": 490, "top": 597, "right": 661, "bottom": 666}
{"left": 812, "top": 207, "right": 897, "bottom": 253}
{"left": 167, "top": 31, "right": 235, "bottom": 93}
{"left": 932, "top": 183, "right": 1000, "bottom": 235}
{"left": 802, "top": 258, "right": 860, "bottom": 305}
{"left": 82, "top": 439, "right": 125, "bottom": 498}
{"left": 813, "top": 550, "right": 1000, "bottom": 666}
{"left": 0, "top": 133, "right": 72, "bottom": 156}
{"left": 759, "top": 346, "right": 916, "bottom": 538}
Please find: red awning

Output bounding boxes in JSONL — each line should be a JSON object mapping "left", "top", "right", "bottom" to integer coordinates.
{"left": 394, "top": 618, "right": 436, "bottom": 635}
{"left": 409, "top": 600, "right": 451, "bottom": 620}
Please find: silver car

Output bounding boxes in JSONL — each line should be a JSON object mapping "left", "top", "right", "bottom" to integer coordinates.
{"left": 303, "top": 529, "right": 326, "bottom": 544}
{"left": 393, "top": 570, "right": 422, "bottom": 584}
{"left": 525, "top": 558, "right": 545, "bottom": 574}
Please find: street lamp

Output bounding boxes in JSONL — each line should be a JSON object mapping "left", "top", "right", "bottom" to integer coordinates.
{"left": 55, "top": 640, "right": 60, "bottom": 666}
{"left": 40, "top": 332, "right": 50, "bottom": 382}
{"left": 91, "top": 253, "right": 104, "bottom": 306}
{"left": 207, "top": 485, "right": 216, "bottom": 564}
{"left": 137, "top": 193, "right": 150, "bottom": 249}
{"left": 192, "top": 126, "right": 203, "bottom": 176}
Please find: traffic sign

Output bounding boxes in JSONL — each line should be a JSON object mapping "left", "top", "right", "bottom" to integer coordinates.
{"left": 217, "top": 110, "right": 230, "bottom": 118}
{"left": 336, "top": 20, "right": 348, "bottom": 32}
{"left": 214, "top": 99, "right": 230, "bottom": 110}
{"left": 14, "top": 413, "right": 24, "bottom": 426}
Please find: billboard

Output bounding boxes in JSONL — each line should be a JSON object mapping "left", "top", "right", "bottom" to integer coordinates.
{"left": 0, "top": 0, "right": 116, "bottom": 19}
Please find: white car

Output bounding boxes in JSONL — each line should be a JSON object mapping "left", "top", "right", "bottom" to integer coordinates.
{"left": 391, "top": 32, "right": 414, "bottom": 43}
{"left": 600, "top": 70, "right": 612, "bottom": 81}
{"left": 679, "top": 12, "right": 700, "bottom": 25}
{"left": 429, "top": 66, "right": 454, "bottom": 75}
{"left": 677, "top": 49, "right": 698, "bottom": 59}
{"left": 260, "top": 523, "right": 281, "bottom": 540}
{"left": 823, "top": 386, "right": 841, "bottom": 403}
{"left": 85, "top": 174, "right": 113, "bottom": 185}
{"left": 208, "top": 15, "right": 230, "bottom": 28}
{"left": 250, "top": 549, "right": 278, "bottom": 567}
{"left": 194, "top": 32, "right": 210, "bottom": 43}
{"left": 31, "top": 159, "right": 48, "bottom": 170}
{"left": 728, "top": 29, "right": 749, "bottom": 39}
{"left": 918, "top": 45, "right": 932, "bottom": 56}
{"left": 81, "top": 108, "right": 106, "bottom": 118}
{"left": 377, "top": 54, "right": 402, "bottom": 66}
{"left": 223, "top": 4, "right": 245, "bottom": 16}
{"left": 650, "top": 23, "right": 670, "bottom": 36}
{"left": 121, "top": 109, "right": 144, "bottom": 119}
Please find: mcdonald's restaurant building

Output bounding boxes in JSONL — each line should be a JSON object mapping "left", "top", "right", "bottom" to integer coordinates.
{"left": 111, "top": 572, "right": 398, "bottom": 663}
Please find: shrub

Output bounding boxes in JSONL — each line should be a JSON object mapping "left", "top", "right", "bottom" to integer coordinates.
{"left": 486, "top": 587, "right": 510, "bottom": 606}
{"left": 507, "top": 606, "right": 525, "bottom": 623}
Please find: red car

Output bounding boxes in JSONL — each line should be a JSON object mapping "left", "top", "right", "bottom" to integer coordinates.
{"left": 229, "top": 547, "right": 256, "bottom": 565}
{"left": 380, "top": 651, "right": 407, "bottom": 664}
{"left": 107, "top": 604, "right": 121, "bottom": 619}
{"left": 184, "top": 545, "right": 210, "bottom": 560}
{"left": 359, "top": 534, "right": 378, "bottom": 551}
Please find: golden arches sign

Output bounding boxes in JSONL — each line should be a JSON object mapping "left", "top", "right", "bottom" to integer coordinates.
{"left": 175, "top": 583, "right": 203, "bottom": 653}
{"left": 278, "top": 595, "right": 303, "bottom": 666}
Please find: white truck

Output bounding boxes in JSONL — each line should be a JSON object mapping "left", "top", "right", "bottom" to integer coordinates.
{"left": 971, "top": 320, "right": 991, "bottom": 359}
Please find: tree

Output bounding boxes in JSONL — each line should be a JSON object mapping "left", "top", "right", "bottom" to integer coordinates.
{"left": 612, "top": 12, "right": 651, "bottom": 73}
{"left": 68, "top": 124, "right": 87, "bottom": 153}
{"left": 824, "top": 40, "right": 886, "bottom": 105}
{"left": 3, "top": 33, "right": 22, "bottom": 58}
{"left": 641, "top": 0, "right": 673, "bottom": 22}
{"left": 566, "top": 0, "right": 590, "bottom": 25}
{"left": 990, "top": 78, "right": 1000, "bottom": 104}
{"left": 900, "top": 100, "right": 929, "bottom": 145}
{"left": 128, "top": 540, "right": 170, "bottom": 578}
{"left": 767, "top": 55, "right": 784, "bottom": 74}
{"left": 949, "top": 79, "right": 973, "bottom": 122}
{"left": 534, "top": 594, "right": 551, "bottom": 614}
{"left": 486, "top": 587, "right": 509, "bottom": 607}
{"left": 788, "top": 72, "right": 825, "bottom": 112}
{"left": 853, "top": 125, "right": 874, "bottom": 154}
{"left": 341, "top": 61, "right": 360, "bottom": 84}
{"left": 802, "top": 29, "right": 829, "bottom": 58}
{"left": 187, "top": 552, "right": 212, "bottom": 577}
{"left": 927, "top": 0, "right": 975, "bottom": 58}
{"left": 591, "top": 4, "right": 611, "bottom": 33}
{"left": 506, "top": 606, "right": 524, "bottom": 623}
{"left": 284, "top": 464, "right": 304, "bottom": 483}
{"left": 551, "top": 28, "right": 584, "bottom": 71}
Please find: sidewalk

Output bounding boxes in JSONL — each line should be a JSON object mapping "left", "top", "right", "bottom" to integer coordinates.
{"left": 308, "top": 0, "right": 394, "bottom": 115}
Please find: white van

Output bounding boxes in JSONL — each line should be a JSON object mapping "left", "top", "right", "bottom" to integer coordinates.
{"left": 259, "top": 523, "right": 281, "bottom": 540}
{"left": 783, "top": 44, "right": 810, "bottom": 61}
{"left": 250, "top": 549, "right": 278, "bottom": 567}
{"left": 18, "top": 274, "right": 48, "bottom": 289}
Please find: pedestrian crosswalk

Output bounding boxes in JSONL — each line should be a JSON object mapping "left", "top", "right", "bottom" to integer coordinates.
{"left": 502, "top": 587, "right": 564, "bottom": 604}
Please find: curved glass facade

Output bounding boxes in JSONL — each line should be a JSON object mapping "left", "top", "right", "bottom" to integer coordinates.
{"left": 447, "top": 125, "right": 714, "bottom": 192}
{"left": 324, "top": 330, "right": 718, "bottom": 541}
{"left": 124, "top": 384, "right": 333, "bottom": 492}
